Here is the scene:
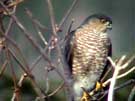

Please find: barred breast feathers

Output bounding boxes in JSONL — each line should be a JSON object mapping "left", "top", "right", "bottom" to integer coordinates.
{"left": 72, "top": 22, "right": 109, "bottom": 77}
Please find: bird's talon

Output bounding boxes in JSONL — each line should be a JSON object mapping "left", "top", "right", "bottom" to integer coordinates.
{"left": 95, "top": 81, "right": 103, "bottom": 91}
{"left": 81, "top": 91, "right": 91, "bottom": 101}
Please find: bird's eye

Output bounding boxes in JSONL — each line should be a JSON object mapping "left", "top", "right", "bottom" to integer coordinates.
{"left": 100, "top": 19, "right": 106, "bottom": 23}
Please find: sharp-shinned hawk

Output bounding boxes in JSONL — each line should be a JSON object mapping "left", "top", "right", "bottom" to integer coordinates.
{"left": 64, "top": 14, "right": 112, "bottom": 101}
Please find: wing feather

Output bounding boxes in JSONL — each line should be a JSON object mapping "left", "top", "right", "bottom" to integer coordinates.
{"left": 64, "top": 31, "right": 75, "bottom": 74}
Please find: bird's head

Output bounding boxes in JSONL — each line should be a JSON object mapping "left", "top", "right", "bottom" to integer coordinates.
{"left": 82, "top": 14, "right": 112, "bottom": 33}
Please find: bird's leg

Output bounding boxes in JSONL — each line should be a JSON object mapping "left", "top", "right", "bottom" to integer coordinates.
{"left": 80, "top": 81, "right": 106, "bottom": 101}
{"left": 88, "top": 81, "right": 105, "bottom": 96}
{"left": 95, "top": 81, "right": 104, "bottom": 91}
{"left": 81, "top": 87, "right": 91, "bottom": 101}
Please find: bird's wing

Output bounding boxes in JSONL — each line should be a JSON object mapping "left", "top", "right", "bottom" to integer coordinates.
{"left": 64, "top": 30, "right": 75, "bottom": 74}
{"left": 100, "top": 37, "right": 112, "bottom": 80}
{"left": 107, "top": 38, "right": 112, "bottom": 57}
{"left": 106, "top": 37, "right": 112, "bottom": 66}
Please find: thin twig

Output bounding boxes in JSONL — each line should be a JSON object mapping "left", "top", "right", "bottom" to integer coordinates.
{"left": 30, "top": 55, "right": 42, "bottom": 71}
{"left": 46, "top": 0, "right": 73, "bottom": 100}
{"left": 122, "top": 55, "right": 135, "bottom": 69}
{"left": 103, "top": 66, "right": 135, "bottom": 86}
{"left": 12, "top": 15, "right": 52, "bottom": 65}
{"left": 3, "top": 13, "right": 64, "bottom": 101}
{"left": 0, "top": 17, "right": 13, "bottom": 54}
{"left": 6, "top": 48, "right": 18, "bottom": 88}
{"left": 29, "top": 36, "right": 57, "bottom": 71}
{"left": 107, "top": 55, "right": 134, "bottom": 101}
{"left": 100, "top": 58, "right": 120, "bottom": 82}
{"left": 62, "top": 19, "right": 74, "bottom": 42}
{"left": 46, "top": 0, "right": 69, "bottom": 81}
{"left": 108, "top": 56, "right": 125, "bottom": 101}
{"left": 0, "top": 60, "right": 8, "bottom": 77}
{"left": 0, "top": 4, "right": 31, "bottom": 74}
{"left": 36, "top": 82, "right": 64, "bottom": 100}
{"left": 0, "top": 0, "right": 23, "bottom": 15}
{"left": 59, "top": 0, "right": 79, "bottom": 29}
{"left": 114, "top": 79, "right": 135, "bottom": 92}
{"left": 46, "top": 0, "right": 57, "bottom": 36}
{"left": 4, "top": 35, "right": 31, "bottom": 74}
{"left": 7, "top": 44, "right": 45, "bottom": 100}
{"left": 44, "top": 67, "right": 50, "bottom": 93}
{"left": 47, "top": 82, "right": 64, "bottom": 97}
{"left": 94, "top": 79, "right": 135, "bottom": 99}
{"left": 25, "top": 8, "right": 49, "bottom": 31}
{"left": 18, "top": 73, "right": 27, "bottom": 87}
{"left": 0, "top": 1, "right": 52, "bottom": 66}
{"left": 128, "top": 86, "right": 135, "bottom": 101}
{"left": 8, "top": 48, "right": 45, "bottom": 99}
{"left": 117, "top": 66, "right": 135, "bottom": 79}
{"left": 11, "top": 88, "right": 20, "bottom": 101}
{"left": 8, "top": 48, "right": 31, "bottom": 77}
{"left": 25, "top": 9, "right": 48, "bottom": 46}
{"left": 6, "top": 47, "right": 20, "bottom": 101}
{"left": 107, "top": 57, "right": 116, "bottom": 68}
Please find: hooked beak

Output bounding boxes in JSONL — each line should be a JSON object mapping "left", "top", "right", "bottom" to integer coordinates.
{"left": 105, "top": 21, "right": 112, "bottom": 30}
{"left": 107, "top": 23, "right": 112, "bottom": 30}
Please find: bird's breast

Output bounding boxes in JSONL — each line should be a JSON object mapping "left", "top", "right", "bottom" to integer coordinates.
{"left": 72, "top": 27, "right": 109, "bottom": 78}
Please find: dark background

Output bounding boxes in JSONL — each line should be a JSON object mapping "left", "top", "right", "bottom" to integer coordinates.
{"left": 0, "top": 0, "right": 134, "bottom": 100}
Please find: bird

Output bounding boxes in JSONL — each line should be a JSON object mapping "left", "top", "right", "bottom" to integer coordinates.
{"left": 64, "top": 14, "right": 112, "bottom": 101}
